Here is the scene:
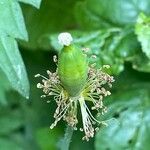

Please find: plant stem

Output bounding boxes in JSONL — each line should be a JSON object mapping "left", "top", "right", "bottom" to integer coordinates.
{"left": 57, "top": 125, "right": 74, "bottom": 150}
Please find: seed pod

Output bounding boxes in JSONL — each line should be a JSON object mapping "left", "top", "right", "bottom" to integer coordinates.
{"left": 58, "top": 44, "right": 88, "bottom": 97}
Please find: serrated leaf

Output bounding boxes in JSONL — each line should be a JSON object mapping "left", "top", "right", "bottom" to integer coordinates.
{"left": 95, "top": 84, "right": 150, "bottom": 150}
{"left": 135, "top": 13, "right": 150, "bottom": 59}
{"left": 20, "top": 0, "right": 77, "bottom": 50}
{"left": 18, "top": 0, "right": 42, "bottom": 8}
{"left": 0, "top": 0, "right": 28, "bottom": 40}
{"left": 0, "top": 35, "right": 30, "bottom": 98}
{"left": 85, "top": 0, "right": 150, "bottom": 26}
{"left": 0, "top": 0, "right": 42, "bottom": 98}
{"left": 95, "top": 90, "right": 150, "bottom": 150}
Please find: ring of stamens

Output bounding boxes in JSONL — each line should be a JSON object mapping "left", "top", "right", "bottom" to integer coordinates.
{"left": 35, "top": 55, "right": 114, "bottom": 141}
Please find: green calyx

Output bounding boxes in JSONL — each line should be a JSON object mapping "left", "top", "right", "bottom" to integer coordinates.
{"left": 58, "top": 44, "right": 88, "bottom": 97}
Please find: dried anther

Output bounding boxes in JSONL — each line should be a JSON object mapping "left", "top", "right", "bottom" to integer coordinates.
{"left": 35, "top": 64, "right": 114, "bottom": 141}
{"left": 35, "top": 32, "right": 114, "bottom": 141}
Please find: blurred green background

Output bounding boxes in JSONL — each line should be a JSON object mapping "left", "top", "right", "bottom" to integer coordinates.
{"left": 0, "top": 0, "right": 150, "bottom": 149}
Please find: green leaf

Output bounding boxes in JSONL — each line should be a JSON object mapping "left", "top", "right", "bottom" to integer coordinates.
{"left": 115, "top": 30, "right": 140, "bottom": 59}
{"left": 0, "top": 35, "right": 30, "bottom": 98}
{"left": 18, "top": 0, "right": 42, "bottom": 8}
{"left": 74, "top": 1, "right": 111, "bottom": 30}
{"left": 0, "top": 0, "right": 28, "bottom": 40}
{"left": 20, "top": 0, "right": 77, "bottom": 50}
{"left": 0, "top": 0, "right": 41, "bottom": 98}
{"left": 62, "top": 1, "right": 150, "bottom": 74}
{"left": 95, "top": 90, "right": 150, "bottom": 150}
{"left": 132, "top": 53, "right": 150, "bottom": 72}
{"left": 77, "top": 0, "right": 150, "bottom": 27}
{"left": 0, "top": 138, "right": 23, "bottom": 150}
{"left": 36, "top": 127, "right": 62, "bottom": 150}
{"left": 135, "top": 13, "right": 150, "bottom": 59}
{"left": 95, "top": 76, "right": 150, "bottom": 150}
{"left": 0, "top": 109, "right": 24, "bottom": 135}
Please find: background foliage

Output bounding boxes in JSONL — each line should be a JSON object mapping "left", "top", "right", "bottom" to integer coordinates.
{"left": 0, "top": 0, "right": 150, "bottom": 149}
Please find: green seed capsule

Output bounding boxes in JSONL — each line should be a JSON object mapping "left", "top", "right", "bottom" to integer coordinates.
{"left": 58, "top": 45, "right": 88, "bottom": 97}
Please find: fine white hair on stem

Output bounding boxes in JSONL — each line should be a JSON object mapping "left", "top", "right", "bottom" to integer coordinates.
{"left": 58, "top": 32, "right": 73, "bottom": 46}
